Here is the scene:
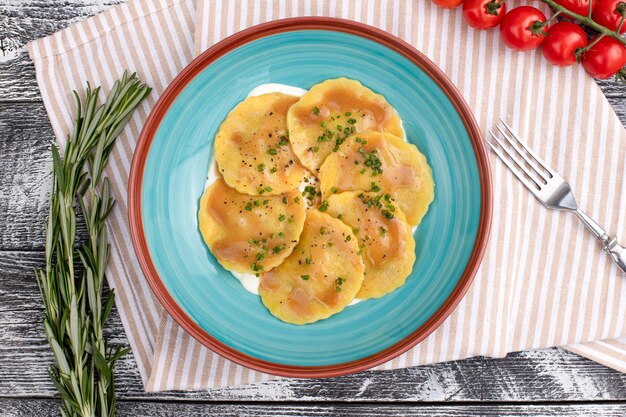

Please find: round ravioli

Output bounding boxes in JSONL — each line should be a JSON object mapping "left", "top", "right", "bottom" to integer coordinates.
{"left": 258, "top": 210, "right": 364, "bottom": 325}
{"left": 319, "top": 130, "right": 434, "bottom": 226}
{"left": 325, "top": 191, "right": 416, "bottom": 299}
{"left": 214, "top": 93, "right": 308, "bottom": 195}
{"left": 287, "top": 78, "right": 404, "bottom": 172}
{"left": 198, "top": 177, "right": 306, "bottom": 274}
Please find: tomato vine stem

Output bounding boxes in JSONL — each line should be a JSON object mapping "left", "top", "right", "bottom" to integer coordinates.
{"left": 539, "top": 0, "right": 626, "bottom": 45}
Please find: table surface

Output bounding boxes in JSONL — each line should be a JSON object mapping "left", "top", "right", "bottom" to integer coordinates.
{"left": 2, "top": 1, "right": 626, "bottom": 416}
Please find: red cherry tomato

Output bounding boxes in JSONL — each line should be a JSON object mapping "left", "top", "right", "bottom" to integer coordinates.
{"left": 542, "top": 22, "right": 588, "bottom": 66}
{"left": 554, "top": 0, "right": 596, "bottom": 17}
{"left": 432, "top": 0, "right": 464, "bottom": 8}
{"left": 581, "top": 36, "right": 626, "bottom": 78}
{"left": 499, "top": 6, "right": 548, "bottom": 51}
{"left": 593, "top": 0, "right": 626, "bottom": 33}
{"left": 463, "top": 0, "right": 506, "bottom": 29}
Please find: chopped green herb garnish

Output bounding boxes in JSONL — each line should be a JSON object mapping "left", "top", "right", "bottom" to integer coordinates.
{"left": 371, "top": 182, "right": 381, "bottom": 192}
{"left": 303, "top": 185, "right": 317, "bottom": 201}
{"left": 335, "top": 277, "right": 346, "bottom": 292}
{"left": 313, "top": 106, "right": 320, "bottom": 115}
{"left": 333, "top": 136, "right": 346, "bottom": 152}
{"left": 278, "top": 214, "right": 286, "bottom": 221}
{"left": 361, "top": 149, "right": 383, "bottom": 175}
{"left": 270, "top": 166, "right": 278, "bottom": 173}
{"left": 278, "top": 232, "right": 284, "bottom": 237}
{"left": 257, "top": 163, "right": 265, "bottom": 172}
{"left": 301, "top": 274, "right": 310, "bottom": 280}
{"left": 331, "top": 187, "right": 338, "bottom": 194}
{"left": 272, "top": 244, "right": 285, "bottom": 254}
{"left": 268, "top": 148, "right": 277, "bottom": 155}
{"left": 345, "top": 111, "right": 351, "bottom": 116}
{"left": 282, "top": 196, "right": 288, "bottom": 204}
{"left": 265, "top": 186, "right": 273, "bottom": 192}
{"left": 305, "top": 257, "right": 311, "bottom": 265}
{"left": 245, "top": 202, "right": 253, "bottom": 211}
{"left": 319, "top": 200, "right": 329, "bottom": 211}
{"left": 380, "top": 227, "right": 387, "bottom": 237}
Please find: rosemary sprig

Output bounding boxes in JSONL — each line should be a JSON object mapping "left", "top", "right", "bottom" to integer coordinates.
{"left": 35, "top": 71, "right": 151, "bottom": 417}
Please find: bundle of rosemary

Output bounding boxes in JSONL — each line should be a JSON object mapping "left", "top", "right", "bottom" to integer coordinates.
{"left": 35, "top": 71, "right": 151, "bottom": 417}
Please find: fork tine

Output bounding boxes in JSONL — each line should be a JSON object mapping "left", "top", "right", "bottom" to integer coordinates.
{"left": 499, "top": 119, "right": 557, "bottom": 176}
{"left": 488, "top": 131, "right": 542, "bottom": 189}
{"left": 495, "top": 125, "right": 549, "bottom": 183}
{"left": 486, "top": 132, "right": 542, "bottom": 197}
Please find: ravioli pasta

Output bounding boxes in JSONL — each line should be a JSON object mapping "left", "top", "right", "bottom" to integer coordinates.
{"left": 258, "top": 210, "right": 364, "bottom": 324}
{"left": 287, "top": 78, "right": 404, "bottom": 172}
{"left": 214, "top": 93, "right": 308, "bottom": 195}
{"left": 318, "top": 130, "right": 434, "bottom": 226}
{"left": 324, "top": 191, "right": 416, "bottom": 299}
{"left": 198, "top": 177, "right": 305, "bottom": 274}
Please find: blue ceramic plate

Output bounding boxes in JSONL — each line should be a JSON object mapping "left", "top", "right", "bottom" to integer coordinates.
{"left": 129, "top": 18, "right": 491, "bottom": 378}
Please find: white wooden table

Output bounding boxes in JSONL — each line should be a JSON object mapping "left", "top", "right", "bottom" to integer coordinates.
{"left": 2, "top": 1, "right": 626, "bottom": 415}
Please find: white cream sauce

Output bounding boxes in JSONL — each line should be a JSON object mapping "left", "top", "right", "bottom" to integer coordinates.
{"left": 205, "top": 83, "right": 410, "bottom": 303}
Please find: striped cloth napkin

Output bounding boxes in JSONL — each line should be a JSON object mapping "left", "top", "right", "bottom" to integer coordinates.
{"left": 27, "top": 0, "right": 626, "bottom": 391}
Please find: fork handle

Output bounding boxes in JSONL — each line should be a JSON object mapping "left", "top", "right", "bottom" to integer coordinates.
{"left": 575, "top": 209, "right": 626, "bottom": 274}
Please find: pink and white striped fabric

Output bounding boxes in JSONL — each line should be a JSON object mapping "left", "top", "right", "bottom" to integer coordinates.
{"left": 28, "top": 0, "right": 626, "bottom": 391}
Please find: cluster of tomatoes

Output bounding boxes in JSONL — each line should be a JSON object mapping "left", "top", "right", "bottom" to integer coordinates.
{"left": 432, "top": 0, "right": 626, "bottom": 79}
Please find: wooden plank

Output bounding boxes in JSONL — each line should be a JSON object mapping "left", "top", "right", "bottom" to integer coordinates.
{"left": 2, "top": 0, "right": 626, "bottom": 406}
{"left": 597, "top": 79, "right": 626, "bottom": 98}
{"left": 0, "top": 103, "right": 88, "bottom": 250}
{"left": 0, "top": 0, "right": 123, "bottom": 102}
{"left": 2, "top": 250, "right": 626, "bottom": 402}
{"left": 3, "top": 398, "right": 626, "bottom": 417}
{"left": 2, "top": 0, "right": 626, "bottom": 102}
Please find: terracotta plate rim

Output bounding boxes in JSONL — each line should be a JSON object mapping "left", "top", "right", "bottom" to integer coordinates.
{"left": 128, "top": 16, "right": 493, "bottom": 379}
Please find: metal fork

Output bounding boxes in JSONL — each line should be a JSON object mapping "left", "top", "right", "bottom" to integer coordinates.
{"left": 487, "top": 120, "right": 626, "bottom": 274}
